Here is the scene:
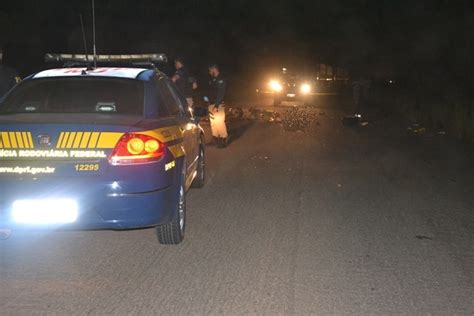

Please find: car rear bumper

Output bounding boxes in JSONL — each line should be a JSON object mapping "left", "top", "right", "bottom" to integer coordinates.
{"left": 0, "top": 180, "right": 179, "bottom": 230}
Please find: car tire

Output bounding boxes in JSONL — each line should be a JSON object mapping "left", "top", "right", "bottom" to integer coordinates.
{"left": 191, "top": 145, "right": 205, "bottom": 188}
{"left": 273, "top": 96, "right": 281, "bottom": 106}
{"left": 156, "top": 178, "right": 186, "bottom": 245}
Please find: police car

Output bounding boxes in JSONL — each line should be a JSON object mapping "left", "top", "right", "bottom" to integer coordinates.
{"left": 0, "top": 54, "right": 205, "bottom": 244}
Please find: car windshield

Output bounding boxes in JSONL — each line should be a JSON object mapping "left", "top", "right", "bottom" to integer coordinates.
{"left": 0, "top": 77, "right": 144, "bottom": 115}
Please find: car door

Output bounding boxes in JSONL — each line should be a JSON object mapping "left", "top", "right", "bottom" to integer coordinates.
{"left": 156, "top": 79, "right": 198, "bottom": 181}
{"left": 166, "top": 82, "right": 200, "bottom": 173}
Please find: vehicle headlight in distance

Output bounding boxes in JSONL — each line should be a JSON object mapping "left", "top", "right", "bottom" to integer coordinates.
{"left": 269, "top": 80, "right": 283, "bottom": 92}
{"left": 300, "top": 83, "right": 311, "bottom": 94}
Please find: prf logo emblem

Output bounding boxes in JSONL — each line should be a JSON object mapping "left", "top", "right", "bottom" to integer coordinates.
{"left": 38, "top": 134, "right": 51, "bottom": 147}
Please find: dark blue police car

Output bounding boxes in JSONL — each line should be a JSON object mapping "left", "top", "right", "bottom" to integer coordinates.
{"left": 0, "top": 54, "right": 205, "bottom": 244}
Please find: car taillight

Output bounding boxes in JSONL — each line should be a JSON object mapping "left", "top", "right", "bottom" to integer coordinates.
{"left": 109, "top": 133, "right": 165, "bottom": 165}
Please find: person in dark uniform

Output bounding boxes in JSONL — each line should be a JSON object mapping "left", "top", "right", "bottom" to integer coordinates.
{"left": 0, "top": 48, "right": 20, "bottom": 98}
{"left": 171, "top": 57, "right": 196, "bottom": 108}
{"left": 207, "top": 63, "right": 228, "bottom": 148}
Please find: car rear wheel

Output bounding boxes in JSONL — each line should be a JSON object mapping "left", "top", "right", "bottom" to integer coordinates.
{"left": 273, "top": 96, "right": 282, "bottom": 106}
{"left": 191, "top": 145, "right": 205, "bottom": 188}
{"left": 156, "top": 181, "right": 186, "bottom": 245}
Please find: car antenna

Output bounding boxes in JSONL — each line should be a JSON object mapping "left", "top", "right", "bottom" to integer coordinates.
{"left": 92, "top": 0, "right": 97, "bottom": 69}
{"left": 79, "top": 13, "right": 92, "bottom": 71}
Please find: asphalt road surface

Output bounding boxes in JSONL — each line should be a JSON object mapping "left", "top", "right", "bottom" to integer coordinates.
{"left": 1, "top": 97, "right": 473, "bottom": 315}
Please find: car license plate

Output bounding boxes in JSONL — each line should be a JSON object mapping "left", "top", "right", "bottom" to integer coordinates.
{"left": 11, "top": 199, "right": 78, "bottom": 224}
{"left": 287, "top": 93, "right": 296, "bottom": 98}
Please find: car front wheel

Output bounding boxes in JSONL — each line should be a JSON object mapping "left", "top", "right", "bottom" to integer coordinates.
{"left": 191, "top": 145, "right": 205, "bottom": 188}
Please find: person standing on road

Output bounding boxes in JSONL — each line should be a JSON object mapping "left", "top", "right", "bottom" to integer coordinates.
{"left": 171, "top": 57, "right": 196, "bottom": 109}
{"left": 0, "top": 48, "right": 20, "bottom": 98}
{"left": 206, "top": 64, "right": 228, "bottom": 148}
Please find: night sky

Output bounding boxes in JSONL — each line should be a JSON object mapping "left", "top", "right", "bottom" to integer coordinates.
{"left": 0, "top": 0, "right": 472, "bottom": 92}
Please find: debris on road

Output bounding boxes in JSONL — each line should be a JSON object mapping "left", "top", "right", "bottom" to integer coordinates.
{"left": 283, "top": 107, "right": 318, "bottom": 131}
{"left": 269, "top": 111, "right": 282, "bottom": 123}
{"left": 251, "top": 154, "right": 271, "bottom": 162}
{"left": 248, "top": 107, "right": 262, "bottom": 120}
{"left": 413, "top": 127, "right": 426, "bottom": 134}
{"left": 342, "top": 115, "right": 360, "bottom": 126}
{"left": 415, "top": 235, "right": 433, "bottom": 240}
{"left": 227, "top": 107, "right": 244, "bottom": 120}
{"left": 407, "top": 123, "right": 427, "bottom": 134}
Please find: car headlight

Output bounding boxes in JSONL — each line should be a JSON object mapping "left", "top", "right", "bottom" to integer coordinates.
{"left": 300, "top": 83, "right": 311, "bottom": 94}
{"left": 269, "top": 80, "right": 283, "bottom": 92}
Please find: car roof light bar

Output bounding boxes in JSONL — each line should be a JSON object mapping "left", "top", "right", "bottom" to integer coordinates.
{"left": 45, "top": 53, "right": 168, "bottom": 64}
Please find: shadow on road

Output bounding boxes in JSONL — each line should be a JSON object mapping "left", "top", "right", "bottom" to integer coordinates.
{"left": 201, "top": 119, "right": 254, "bottom": 147}
{"left": 228, "top": 119, "right": 254, "bottom": 145}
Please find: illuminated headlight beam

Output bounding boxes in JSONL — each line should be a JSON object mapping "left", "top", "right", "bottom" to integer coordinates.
{"left": 300, "top": 83, "right": 311, "bottom": 94}
{"left": 269, "top": 80, "right": 283, "bottom": 92}
{"left": 12, "top": 199, "right": 78, "bottom": 224}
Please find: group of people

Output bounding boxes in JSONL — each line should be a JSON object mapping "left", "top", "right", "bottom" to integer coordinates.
{"left": 171, "top": 58, "right": 229, "bottom": 148}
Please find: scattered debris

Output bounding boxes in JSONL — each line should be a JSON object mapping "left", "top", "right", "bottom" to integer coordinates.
{"left": 261, "top": 110, "right": 274, "bottom": 121}
{"left": 248, "top": 107, "right": 262, "bottom": 120}
{"left": 283, "top": 107, "right": 318, "bottom": 131}
{"left": 407, "top": 123, "right": 427, "bottom": 134}
{"left": 251, "top": 154, "right": 271, "bottom": 162}
{"left": 269, "top": 111, "right": 282, "bottom": 122}
{"left": 413, "top": 127, "right": 426, "bottom": 134}
{"left": 228, "top": 107, "right": 244, "bottom": 119}
{"left": 415, "top": 235, "right": 433, "bottom": 240}
{"left": 342, "top": 115, "right": 360, "bottom": 126}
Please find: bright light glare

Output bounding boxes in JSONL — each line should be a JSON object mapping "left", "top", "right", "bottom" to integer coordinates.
{"left": 12, "top": 199, "right": 78, "bottom": 224}
{"left": 269, "top": 80, "right": 283, "bottom": 92}
{"left": 111, "top": 181, "right": 120, "bottom": 190}
{"left": 300, "top": 83, "right": 311, "bottom": 94}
